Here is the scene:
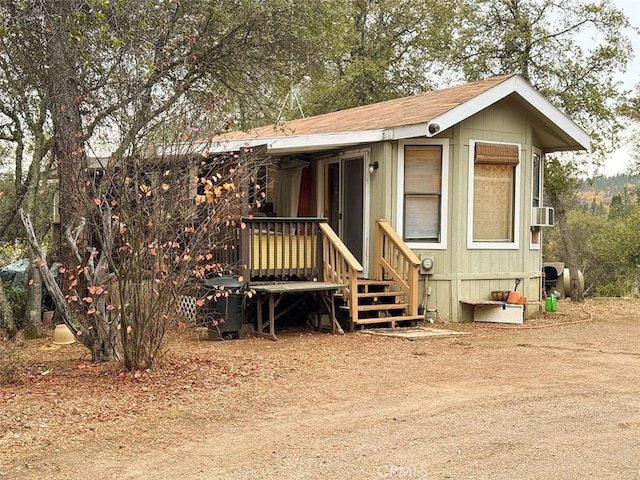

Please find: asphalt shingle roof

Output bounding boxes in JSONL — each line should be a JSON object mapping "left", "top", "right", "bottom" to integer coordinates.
{"left": 224, "top": 75, "right": 516, "bottom": 139}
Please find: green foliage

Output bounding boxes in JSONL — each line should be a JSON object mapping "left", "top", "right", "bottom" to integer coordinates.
{"left": 595, "top": 279, "right": 633, "bottom": 297}
{"left": 452, "top": 0, "right": 632, "bottom": 162}
{"left": 301, "top": 0, "right": 462, "bottom": 116}
{"left": 545, "top": 155, "right": 583, "bottom": 200}
{"left": 0, "top": 241, "right": 24, "bottom": 267}
{"left": 544, "top": 193, "right": 640, "bottom": 296}
{"left": 608, "top": 194, "right": 624, "bottom": 219}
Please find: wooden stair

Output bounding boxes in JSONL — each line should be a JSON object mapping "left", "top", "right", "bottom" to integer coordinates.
{"left": 339, "top": 279, "right": 423, "bottom": 331}
{"left": 320, "top": 219, "right": 421, "bottom": 333}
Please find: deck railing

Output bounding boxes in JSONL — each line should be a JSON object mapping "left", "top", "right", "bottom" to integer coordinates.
{"left": 374, "top": 219, "right": 420, "bottom": 316}
{"left": 212, "top": 217, "right": 329, "bottom": 281}
{"left": 210, "top": 219, "right": 243, "bottom": 275}
{"left": 319, "top": 222, "right": 363, "bottom": 324}
{"left": 241, "top": 217, "right": 325, "bottom": 280}
{"left": 212, "top": 217, "right": 417, "bottom": 324}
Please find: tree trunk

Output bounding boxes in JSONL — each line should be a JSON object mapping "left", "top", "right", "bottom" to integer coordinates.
{"left": 40, "top": 6, "right": 119, "bottom": 363}
{"left": 633, "top": 265, "right": 640, "bottom": 296}
{"left": 548, "top": 191, "right": 583, "bottom": 302}
{"left": 91, "top": 330, "right": 120, "bottom": 363}
{"left": 20, "top": 209, "right": 119, "bottom": 363}
{"left": 45, "top": 4, "right": 90, "bottom": 291}
{"left": 0, "top": 280, "right": 18, "bottom": 340}
{"left": 24, "top": 253, "right": 44, "bottom": 339}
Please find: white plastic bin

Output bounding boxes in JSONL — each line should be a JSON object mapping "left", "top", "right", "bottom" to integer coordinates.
{"left": 473, "top": 303, "right": 524, "bottom": 324}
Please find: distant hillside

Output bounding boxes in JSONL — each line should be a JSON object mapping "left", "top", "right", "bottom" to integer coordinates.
{"left": 576, "top": 174, "right": 640, "bottom": 208}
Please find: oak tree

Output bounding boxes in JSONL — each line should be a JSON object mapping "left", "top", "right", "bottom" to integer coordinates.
{"left": 3, "top": 0, "right": 333, "bottom": 365}
{"left": 450, "top": 0, "right": 633, "bottom": 301}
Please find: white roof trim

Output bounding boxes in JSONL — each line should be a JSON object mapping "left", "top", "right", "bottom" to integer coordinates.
{"left": 152, "top": 129, "right": 392, "bottom": 157}
{"left": 151, "top": 139, "right": 267, "bottom": 158}
{"left": 425, "top": 76, "right": 591, "bottom": 151}
{"left": 263, "top": 129, "right": 390, "bottom": 153}
{"left": 391, "top": 123, "right": 431, "bottom": 140}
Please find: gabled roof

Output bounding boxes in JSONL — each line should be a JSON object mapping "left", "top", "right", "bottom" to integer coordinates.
{"left": 157, "top": 74, "right": 590, "bottom": 157}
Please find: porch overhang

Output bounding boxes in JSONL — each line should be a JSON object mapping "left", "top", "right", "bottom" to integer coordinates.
{"left": 209, "top": 129, "right": 393, "bottom": 155}
{"left": 270, "top": 130, "right": 389, "bottom": 154}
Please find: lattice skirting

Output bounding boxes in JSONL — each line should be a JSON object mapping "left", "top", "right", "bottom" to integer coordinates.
{"left": 177, "top": 295, "right": 197, "bottom": 323}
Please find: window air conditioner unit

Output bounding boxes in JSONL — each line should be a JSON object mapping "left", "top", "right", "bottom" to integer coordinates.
{"left": 532, "top": 206, "right": 554, "bottom": 227}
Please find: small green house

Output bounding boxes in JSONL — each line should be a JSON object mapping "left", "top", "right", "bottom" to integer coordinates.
{"left": 187, "top": 74, "right": 589, "bottom": 327}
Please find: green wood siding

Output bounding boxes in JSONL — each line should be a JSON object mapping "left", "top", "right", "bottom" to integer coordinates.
{"left": 377, "top": 97, "right": 545, "bottom": 321}
{"left": 334, "top": 97, "right": 553, "bottom": 321}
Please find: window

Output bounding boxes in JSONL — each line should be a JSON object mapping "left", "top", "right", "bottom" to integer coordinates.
{"left": 532, "top": 150, "right": 541, "bottom": 209}
{"left": 531, "top": 148, "right": 542, "bottom": 248}
{"left": 468, "top": 141, "right": 520, "bottom": 249}
{"left": 397, "top": 140, "right": 448, "bottom": 249}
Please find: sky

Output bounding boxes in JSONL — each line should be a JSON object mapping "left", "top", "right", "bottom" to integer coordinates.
{"left": 603, "top": 0, "right": 640, "bottom": 176}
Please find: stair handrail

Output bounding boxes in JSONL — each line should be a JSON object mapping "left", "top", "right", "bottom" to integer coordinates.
{"left": 375, "top": 219, "right": 420, "bottom": 316}
{"left": 318, "top": 222, "right": 363, "bottom": 325}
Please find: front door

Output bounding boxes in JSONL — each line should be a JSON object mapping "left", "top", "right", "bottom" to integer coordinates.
{"left": 323, "top": 156, "right": 365, "bottom": 267}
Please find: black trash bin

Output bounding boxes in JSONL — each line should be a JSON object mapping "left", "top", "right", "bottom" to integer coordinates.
{"left": 202, "top": 276, "right": 244, "bottom": 340}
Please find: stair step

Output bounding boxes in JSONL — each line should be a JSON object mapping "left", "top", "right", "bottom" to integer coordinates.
{"left": 356, "top": 303, "right": 409, "bottom": 312}
{"left": 353, "top": 315, "right": 423, "bottom": 325}
{"left": 357, "top": 291, "right": 404, "bottom": 299}
{"left": 336, "top": 291, "right": 404, "bottom": 300}
{"left": 340, "top": 303, "right": 409, "bottom": 312}
{"left": 357, "top": 279, "right": 394, "bottom": 286}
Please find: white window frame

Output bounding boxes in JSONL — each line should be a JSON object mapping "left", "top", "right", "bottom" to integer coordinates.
{"left": 467, "top": 139, "right": 521, "bottom": 250}
{"left": 396, "top": 139, "right": 449, "bottom": 250}
{"left": 530, "top": 147, "right": 543, "bottom": 251}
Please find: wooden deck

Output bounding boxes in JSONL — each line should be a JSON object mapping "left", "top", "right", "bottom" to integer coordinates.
{"left": 252, "top": 281, "right": 345, "bottom": 340}
{"left": 209, "top": 216, "right": 421, "bottom": 336}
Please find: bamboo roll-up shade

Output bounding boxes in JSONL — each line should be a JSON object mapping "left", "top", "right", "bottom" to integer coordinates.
{"left": 473, "top": 163, "right": 514, "bottom": 241}
{"left": 474, "top": 142, "right": 519, "bottom": 165}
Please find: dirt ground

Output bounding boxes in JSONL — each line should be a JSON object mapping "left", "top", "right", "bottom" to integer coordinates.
{"left": 1, "top": 297, "right": 640, "bottom": 480}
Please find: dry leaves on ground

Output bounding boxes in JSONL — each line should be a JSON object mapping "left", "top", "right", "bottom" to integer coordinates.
{"left": 0, "top": 296, "right": 637, "bottom": 472}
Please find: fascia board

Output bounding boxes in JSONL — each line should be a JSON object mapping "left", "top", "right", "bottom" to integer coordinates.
{"left": 392, "top": 123, "right": 431, "bottom": 140}
{"left": 265, "top": 130, "right": 389, "bottom": 152}
{"left": 152, "top": 139, "right": 266, "bottom": 158}
{"left": 205, "top": 139, "right": 269, "bottom": 153}
{"left": 155, "top": 130, "right": 391, "bottom": 157}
